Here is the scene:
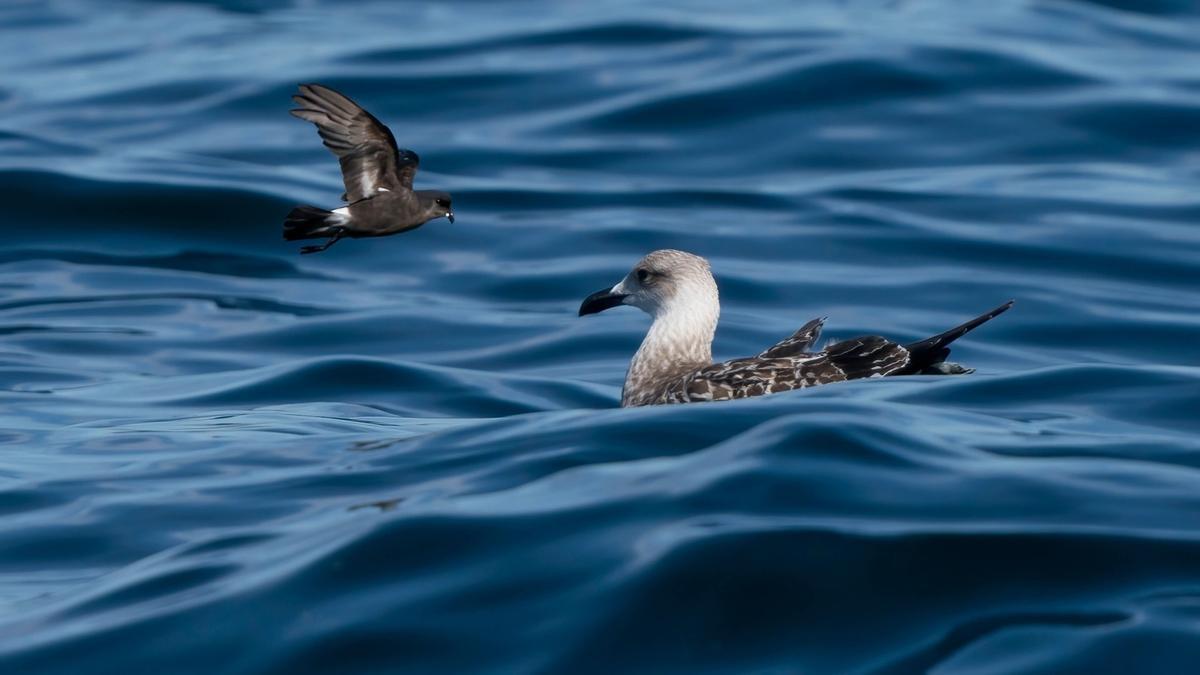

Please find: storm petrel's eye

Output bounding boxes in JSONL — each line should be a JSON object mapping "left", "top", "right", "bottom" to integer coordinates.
{"left": 435, "top": 198, "right": 449, "bottom": 207}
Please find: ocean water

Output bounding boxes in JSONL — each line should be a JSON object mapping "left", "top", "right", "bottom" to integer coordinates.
{"left": 2, "top": 0, "right": 1200, "bottom": 672}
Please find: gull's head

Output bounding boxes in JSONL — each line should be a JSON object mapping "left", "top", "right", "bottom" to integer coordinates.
{"left": 579, "top": 249, "right": 718, "bottom": 319}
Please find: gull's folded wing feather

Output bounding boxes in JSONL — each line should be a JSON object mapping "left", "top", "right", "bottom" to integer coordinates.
{"left": 757, "top": 317, "right": 826, "bottom": 359}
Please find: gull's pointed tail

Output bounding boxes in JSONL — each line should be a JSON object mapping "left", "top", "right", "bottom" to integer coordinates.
{"left": 904, "top": 300, "right": 1014, "bottom": 372}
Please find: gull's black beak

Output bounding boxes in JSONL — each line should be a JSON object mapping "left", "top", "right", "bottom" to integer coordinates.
{"left": 446, "top": 211, "right": 455, "bottom": 224}
{"left": 579, "top": 287, "right": 628, "bottom": 316}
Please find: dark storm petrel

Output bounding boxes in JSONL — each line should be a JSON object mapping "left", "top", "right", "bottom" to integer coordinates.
{"left": 284, "top": 83, "right": 453, "bottom": 254}
{"left": 578, "top": 249, "right": 1013, "bottom": 407}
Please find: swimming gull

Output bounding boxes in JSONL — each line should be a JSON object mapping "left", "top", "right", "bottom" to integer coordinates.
{"left": 578, "top": 249, "right": 1014, "bottom": 407}
{"left": 284, "top": 83, "right": 453, "bottom": 254}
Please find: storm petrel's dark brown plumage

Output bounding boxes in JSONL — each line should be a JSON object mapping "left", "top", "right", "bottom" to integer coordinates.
{"left": 578, "top": 250, "right": 1014, "bottom": 407}
{"left": 284, "top": 83, "right": 453, "bottom": 254}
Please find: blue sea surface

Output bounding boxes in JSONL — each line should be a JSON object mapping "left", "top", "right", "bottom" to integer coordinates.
{"left": 3, "top": 0, "right": 1200, "bottom": 672}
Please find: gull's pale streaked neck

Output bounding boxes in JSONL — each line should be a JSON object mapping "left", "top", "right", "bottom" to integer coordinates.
{"left": 579, "top": 250, "right": 720, "bottom": 406}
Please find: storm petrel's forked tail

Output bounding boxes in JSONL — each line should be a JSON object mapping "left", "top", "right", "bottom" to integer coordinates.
{"left": 283, "top": 205, "right": 350, "bottom": 254}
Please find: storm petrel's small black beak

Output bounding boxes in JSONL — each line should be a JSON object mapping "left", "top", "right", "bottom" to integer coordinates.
{"left": 579, "top": 287, "right": 628, "bottom": 316}
{"left": 446, "top": 211, "right": 455, "bottom": 224}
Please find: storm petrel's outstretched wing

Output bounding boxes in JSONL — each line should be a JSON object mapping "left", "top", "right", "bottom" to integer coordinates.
{"left": 290, "top": 83, "right": 420, "bottom": 203}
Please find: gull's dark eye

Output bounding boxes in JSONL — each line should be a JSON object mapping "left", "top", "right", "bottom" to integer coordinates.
{"left": 636, "top": 268, "right": 651, "bottom": 283}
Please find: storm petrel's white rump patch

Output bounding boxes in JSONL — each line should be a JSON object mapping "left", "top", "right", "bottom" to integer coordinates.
{"left": 283, "top": 83, "right": 454, "bottom": 254}
{"left": 578, "top": 250, "right": 1013, "bottom": 408}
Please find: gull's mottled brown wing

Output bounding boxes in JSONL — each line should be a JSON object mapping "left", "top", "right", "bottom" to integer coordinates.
{"left": 682, "top": 357, "right": 837, "bottom": 402}
{"left": 820, "top": 335, "right": 911, "bottom": 379}
{"left": 290, "top": 83, "right": 419, "bottom": 202}
{"left": 679, "top": 335, "right": 911, "bottom": 403}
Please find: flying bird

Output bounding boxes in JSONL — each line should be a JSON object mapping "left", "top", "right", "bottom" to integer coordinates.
{"left": 578, "top": 249, "right": 1013, "bottom": 407}
{"left": 284, "top": 83, "right": 453, "bottom": 254}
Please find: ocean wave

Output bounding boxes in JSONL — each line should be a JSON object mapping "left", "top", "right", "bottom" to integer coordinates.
{"left": 4, "top": 0, "right": 1200, "bottom": 672}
